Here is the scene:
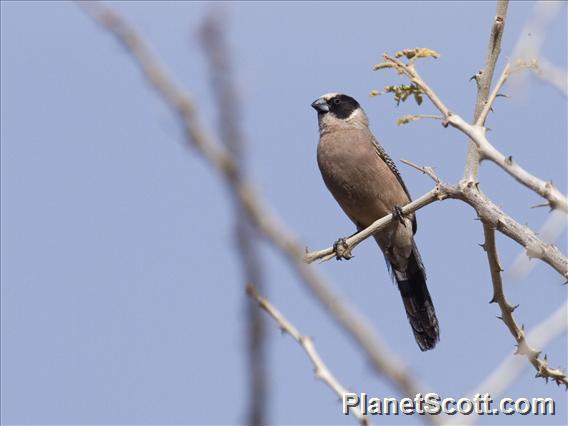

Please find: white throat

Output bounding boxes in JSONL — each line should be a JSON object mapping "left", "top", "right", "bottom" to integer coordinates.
{"left": 345, "top": 107, "right": 369, "bottom": 128}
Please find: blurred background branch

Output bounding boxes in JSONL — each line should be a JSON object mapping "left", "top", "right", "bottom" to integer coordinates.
{"left": 506, "top": 210, "right": 567, "bottom": 283}
{"left": 512, "top": 1, "right": 568, "bottom": 96}
{"left": 247, "top": 285, "right": 371, "bottom": 426}
{"left": 198, "top": 10, "right": 268, "bottom": 426}
{"left": 447, "top": 301, "right": 568, "bottom": 425}
{"left": 78, "top": 2, "right": 437, "bottom": 424}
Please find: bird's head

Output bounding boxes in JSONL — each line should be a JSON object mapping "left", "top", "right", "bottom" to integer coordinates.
{"left": 311, "top": 93, "right": 361, "bottom": 118}
{"left": 311, "top": 93, "right": 367, "bottom": 130}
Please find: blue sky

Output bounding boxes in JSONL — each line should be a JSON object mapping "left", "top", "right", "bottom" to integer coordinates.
{"left": 1, "top": 1, "right": 566, "bottom": 425}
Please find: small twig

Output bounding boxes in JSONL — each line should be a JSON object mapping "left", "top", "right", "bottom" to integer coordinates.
{"left": 246, "top": 285, "right": 371, "bottom": 426}
{"left": 400, "top": 159, "right": 440, "bottom": 183}
{"left": 530, "top": 202, "right": 552, "bottom": 209}
{"left": 397, "top": 114, "right": 444, "bottom": 126}
{"left": 482, "top": 225, "right": 568, "bottom": 386}
{"left": 476, "top": 59, "right": 549, "bottom": 127}
{"left": 383, "top": 55, "right": 451, "bottom": 118}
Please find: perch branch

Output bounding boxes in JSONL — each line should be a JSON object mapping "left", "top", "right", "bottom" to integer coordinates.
{"left": 307, "top": 159, "right": 568, "bottom": 279}
{"left": 304, "top": 188, "right": 443, "bottom": 264}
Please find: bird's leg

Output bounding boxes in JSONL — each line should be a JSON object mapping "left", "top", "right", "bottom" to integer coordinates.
{"left": 333, "top": 238, "right": 353, "bottom": 261}
{"left": 392, "top": 205, "right": 406, "bottom": 227}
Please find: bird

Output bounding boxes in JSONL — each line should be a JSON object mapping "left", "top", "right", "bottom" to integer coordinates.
{"left": 311, "top": 92, "right": 439, "bottom": 351}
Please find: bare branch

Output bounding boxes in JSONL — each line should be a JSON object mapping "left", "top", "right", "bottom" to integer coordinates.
{"left": 449, "top": 115, "right": 568, "bottom": 213}
{"left": 79, "top": 2, "right": 434, "bottom": 408}
{"left": 400, "top": 159, "right": 440, "bottom": 183}
{"left": 382, "top": 55, "right": 568, "bottom": 214}
{"left": 396, "top": 114, "right": 444, "bottom": 126}
{"left": 482, "top": 225, "right": 568, "bottom": 386}
{"left": 246, "top": 285, "right": 371, "bottom": 426}
{"left": 445, "top": 177, "right": 567, "bottom": 279}
{"left": 465, "top": 0, "right": 509, "bottom": 180}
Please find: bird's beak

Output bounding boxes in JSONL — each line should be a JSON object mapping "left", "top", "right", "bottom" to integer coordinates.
{"left": 311, "top": 97, "right": 329, "bottom": 113}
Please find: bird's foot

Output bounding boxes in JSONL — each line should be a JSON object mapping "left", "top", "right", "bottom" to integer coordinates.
{"left": 392, "top": 205, "right": 406, "bottom": 227}
{"left": 333, "top": 238, "right": 353, "bottom": 261}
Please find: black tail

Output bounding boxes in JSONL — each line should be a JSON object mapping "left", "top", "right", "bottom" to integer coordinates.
{"left": 393, "top": 246, "right": 439, "bottom": 351}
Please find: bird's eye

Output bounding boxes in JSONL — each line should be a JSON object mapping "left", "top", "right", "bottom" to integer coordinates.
{"left": 333, "top": 98, "right": 341, "bottom": 105}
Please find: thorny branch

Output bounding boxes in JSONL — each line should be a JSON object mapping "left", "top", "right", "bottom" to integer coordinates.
{"left": 482, "top": 226, "right": 568, "bottom": 387}
{"left": 469, "top": 0, "right": 566, "bottom": 391}
{"left": 368, "top": 0, "right": 568, "bottom": 391}
{"left": 78, "top": 2, "right": 438, "bottom": 418}
{"left": 246, "top": 285, "right": 371, "bottom": 426}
